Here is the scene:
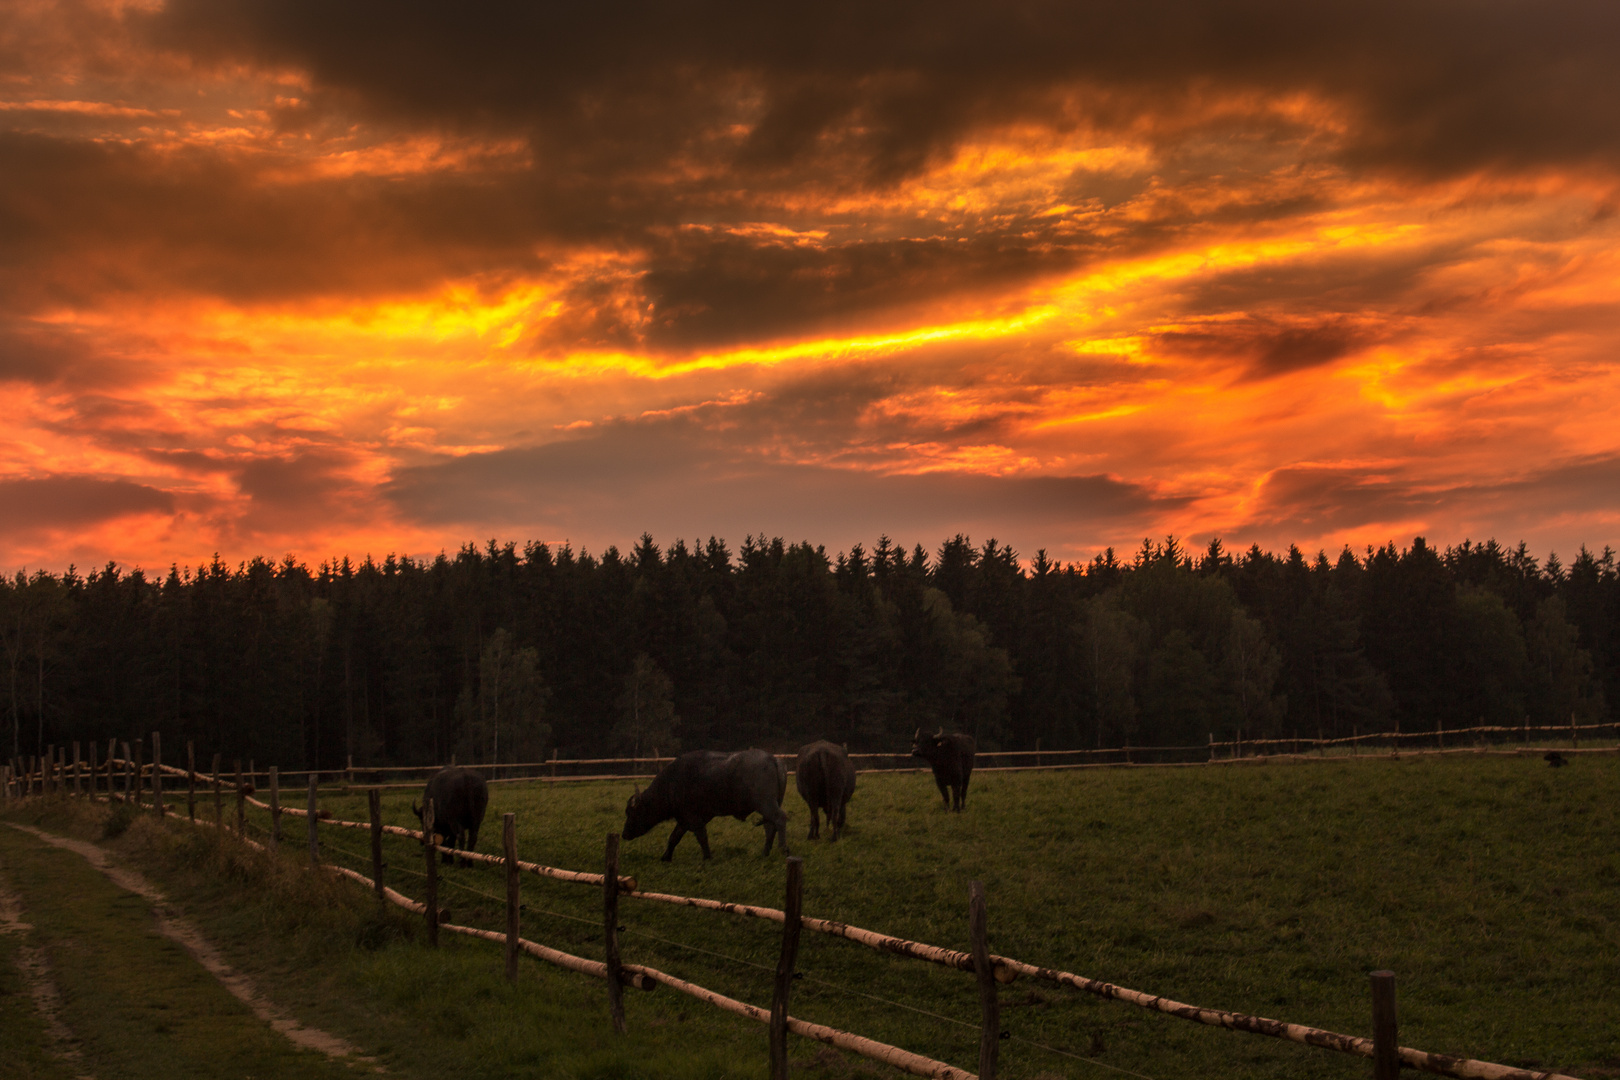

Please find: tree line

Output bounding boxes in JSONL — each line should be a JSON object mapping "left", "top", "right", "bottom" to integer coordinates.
{"left": 1, "top": 534, "right": 1614, "bottom": 770}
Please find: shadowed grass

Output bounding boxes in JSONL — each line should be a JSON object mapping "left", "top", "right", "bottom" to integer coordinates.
{"left": 6, "top": 753, "right": 1618, "bottom": 1079}
{"left": 320, "top": 754, "right": 1619, "bottom": 1079}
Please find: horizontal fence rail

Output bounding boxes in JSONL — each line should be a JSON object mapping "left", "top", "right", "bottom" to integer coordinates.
{"left": 11, "top": 738, "right": 1602, "bottom": 1080}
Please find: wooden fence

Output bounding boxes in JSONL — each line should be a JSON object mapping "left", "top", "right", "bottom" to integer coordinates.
{"left": 8, "top": 720, "right": 1605, "bottom": 797}
{"left": 4, "top": 737, "right": 1596, "bottom": 1080}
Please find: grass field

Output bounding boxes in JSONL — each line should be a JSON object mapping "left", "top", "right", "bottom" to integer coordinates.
{"left": 4, "top": 751, "right": 1617, "bottom": 1080}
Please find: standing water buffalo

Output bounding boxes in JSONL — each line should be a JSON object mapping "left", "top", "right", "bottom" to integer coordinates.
{"left": 413, "top": 766, "right": 489, "bottom": 864}
{"left": 623, "top": 749, "right": 790, "bottom": 861}
{"left": 912, "top": 728, "right": 975, "bottom": 811}
{"left": 795, "top": 740, "right": 856, "bottom": 841}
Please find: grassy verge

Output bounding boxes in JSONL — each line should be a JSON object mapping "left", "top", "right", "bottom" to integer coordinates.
{"left": 4, "top": 751, "right": 1618, "bottom": 1079}
{"left": 0, "top": 813, "right": 363, "bottom": 1079}
{"left": 1, "top": 798, "right": 790, "bottom": 1080}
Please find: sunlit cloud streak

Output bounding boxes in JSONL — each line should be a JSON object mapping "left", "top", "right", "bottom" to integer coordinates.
{"left": 2, "top": 0, "right": 1618, "bottom": 572}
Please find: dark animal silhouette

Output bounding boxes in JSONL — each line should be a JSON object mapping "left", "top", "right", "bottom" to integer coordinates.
{"left": 795, "top": 740, "right": 856, "bottom": 841}
{"left": 622, "top": 749, "right": 789, "bottom": 861}
{"left": 1545, "top": 751, "right": 1567, "bottom": 768}
{"left": 912, "top": 727, "right": 976, "bottom": 811}
{"left": 413, "top": 766, "right": 489, "bottom": 865}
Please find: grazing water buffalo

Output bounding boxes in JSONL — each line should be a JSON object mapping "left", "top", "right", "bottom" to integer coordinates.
{"left": 623, "top": 749, "right": 790, "bottom": 861}
{"left": 795, "top": 740, "right": 856, "bottom": 841}
{"left": 413, "top": 766, "right": 489, "bottom": 864}
{"left": 912, "top": 728, "right": 976, "bottom": 811}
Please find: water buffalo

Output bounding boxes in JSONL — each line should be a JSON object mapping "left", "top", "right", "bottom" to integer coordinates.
{"left": 412, "top": 766, "right": 489, "bottom": 865}
{"left": 795, "top": 740, "right": 856, "bottom": 841}
{"left": 912, "top": 728, "right": 975, "bottom": 811}
{"left": 622, "top": 749, "right": 790, "bottom": 861}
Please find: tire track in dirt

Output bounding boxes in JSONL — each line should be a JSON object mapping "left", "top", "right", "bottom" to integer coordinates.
{"left": 0, "top": 860, "right": 96, "bottom": 1079}
{"left": 5, "top": 822, "right": 378, "bottom": 1071}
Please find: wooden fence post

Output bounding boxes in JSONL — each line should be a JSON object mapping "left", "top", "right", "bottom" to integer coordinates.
{"left": 307, "top": 772, "right": 320, "bottom": 867}
{"left": 106, "top": 739, "right": 116, "bottom": 794}
{"left": 152, "top": 735, "right": 166, "bottom": 819}
{"left": 504, "top": 813, "right": 519, "bottom": 982}
{"left": 346, "top": 754, "right": 354, "bottom": 787}
{"left": 970, "top": 880, "right": 1000, "bottom": 1080}
{"left": 604, "top": 833, "right": 627, "bottom": 1034}
{"left": 1370, "top": 970, "right": 1399, "bottom": 1080}
{"left": 187, "top": 742, "right": 197, "bottom": 822}
{"left": 369, "top": 789, "right": 384, "bottom": 903}
{"left": 211, "top": 753, "right": 222, "bottom": 827}
{"left": 770, "top": 856, "right": 804, "bottom": 1080}
{"left": 133, "top": 739, "right": 144, "bottom": 807}
{"left": 423, "top": 798, "right": 439, "bottom": 947}
{"left": 72, "top": 742, "right": 81, "bottom": 795}
{"left": 268, "top": 766, "right": 280, "bottom": 851}
{"left": 1571, "top": 712, "right": 1578, "bottom": 750}
{"left": 235, "top": 759, "right": 246, "bottom": 836}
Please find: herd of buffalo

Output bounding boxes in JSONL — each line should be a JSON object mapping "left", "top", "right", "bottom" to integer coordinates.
{"left": 413, "top": 728, "right": 978, "bottom": 864}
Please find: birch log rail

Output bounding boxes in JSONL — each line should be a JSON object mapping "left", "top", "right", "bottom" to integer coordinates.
{"left": 641, "top": 964, "right": 975, "bottom": 1080}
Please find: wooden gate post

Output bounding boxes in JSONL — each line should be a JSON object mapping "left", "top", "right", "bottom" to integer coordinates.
{"left": 368, "top": 789, "right": 384, "bottom": 903}
{"left": 151, "top": 733, "right": 164, "bottom": 817}
{"left": 1371, "top": 970, "right": 1399, "bottom": 1080}
{"left": 88, "top": 741, "right": 97, "bottom": 796}
{"left": 504, "top": 813, "right": 520, "bottom": 982}
{"left": 234, "top": 759, "right": 246, "bottom": 835}
{"left": 423, "top": 798, "right": 439, "bottom": 947}
{"left": 72, "top": 742, "right": 81, "bottom": 795}
{"left": 307, "top": 772, "right": 320, "bottom": 867}
{"left": 770, "top": 856, "right": 805, "bottom": 1080}
{"left": 132, "top": 739, "right": 144, "bottom": 807}
{"left": 970, "top": 880, "right": 1000, "bottom": 1080}
{"left": 187, "top": 742, "right": 197, "bottom": 822}
{"left": 211, "top": 754, "right": 222, "bottom": 827}
{"left": 268, "top": 766, "right": 280, "bottom": 851}
{"left": 604, "top": 833, "right": 627, "bottom": 1034}
{"left": 107, "top": 739, "right": 117, "bottom": 794}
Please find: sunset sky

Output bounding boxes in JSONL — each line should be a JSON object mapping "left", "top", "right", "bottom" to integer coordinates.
{"left": 4, "top": 0, "right": 1619, "bottom": 573}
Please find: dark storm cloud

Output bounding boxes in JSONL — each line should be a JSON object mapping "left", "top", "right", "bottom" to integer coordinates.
{"left": 1239, "top": 455, "right": 1620, "bottom": 542}
{"left": 630, "top": 229, "right": 1100, "bottom": 350}
{"left": 382, "top": 414, "right": 1175, "bottom": 555}
{"left": 0, "top": 475, "right": 174, "bottom": 535}
{"left": 1241, "top": 463, "right": 1442, "bottom": 536}
{"left": 149, "top": 0, "right": 1620, "bottom": 181}
{"left": 0, "top": 319, "right": 106, "bottom": 384}
{"left": 1151, "top": 317, "right": 1374, "bottom": 380}
{"left": 0, "top": 131, "right": 553, "bottom": 311}
{"left": 231, "top": 448, "right": 372, "bottom": 535}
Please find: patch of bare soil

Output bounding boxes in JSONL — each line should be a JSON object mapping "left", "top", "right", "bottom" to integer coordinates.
{"left": 5, "top": 822, "right": 376, "bottom": 1069}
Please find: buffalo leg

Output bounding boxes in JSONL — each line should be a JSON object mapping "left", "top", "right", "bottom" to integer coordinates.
{"left": 935, "top": 776, "right": 951, "bottom": 808}
{"left": 692, "top": 823, "right": 714, "bottom": 860}
{"left": 763, "top": 809, "right": 789, "bottom": 856}
{"left": 807, "top": 806, "right": 820, "bottom": 840}
{"left": 661, "top": 823, "right": 689, "bottom": 861}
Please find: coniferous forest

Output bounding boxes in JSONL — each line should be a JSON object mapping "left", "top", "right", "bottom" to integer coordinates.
{"left": 1, "top": 534, "right": 1614, "bottom": 770}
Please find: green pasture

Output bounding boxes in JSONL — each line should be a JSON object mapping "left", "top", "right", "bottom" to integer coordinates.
{"left": 6, "top": 753, "right": 1618, "bottom": 1079}
{"left": 322, "top": 753, "right": 1620, "bottom": 1078}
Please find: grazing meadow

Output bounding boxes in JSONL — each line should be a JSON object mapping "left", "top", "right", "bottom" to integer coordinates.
{"left": 4, "top": 751, "right": 1616, "bottom": 1080}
